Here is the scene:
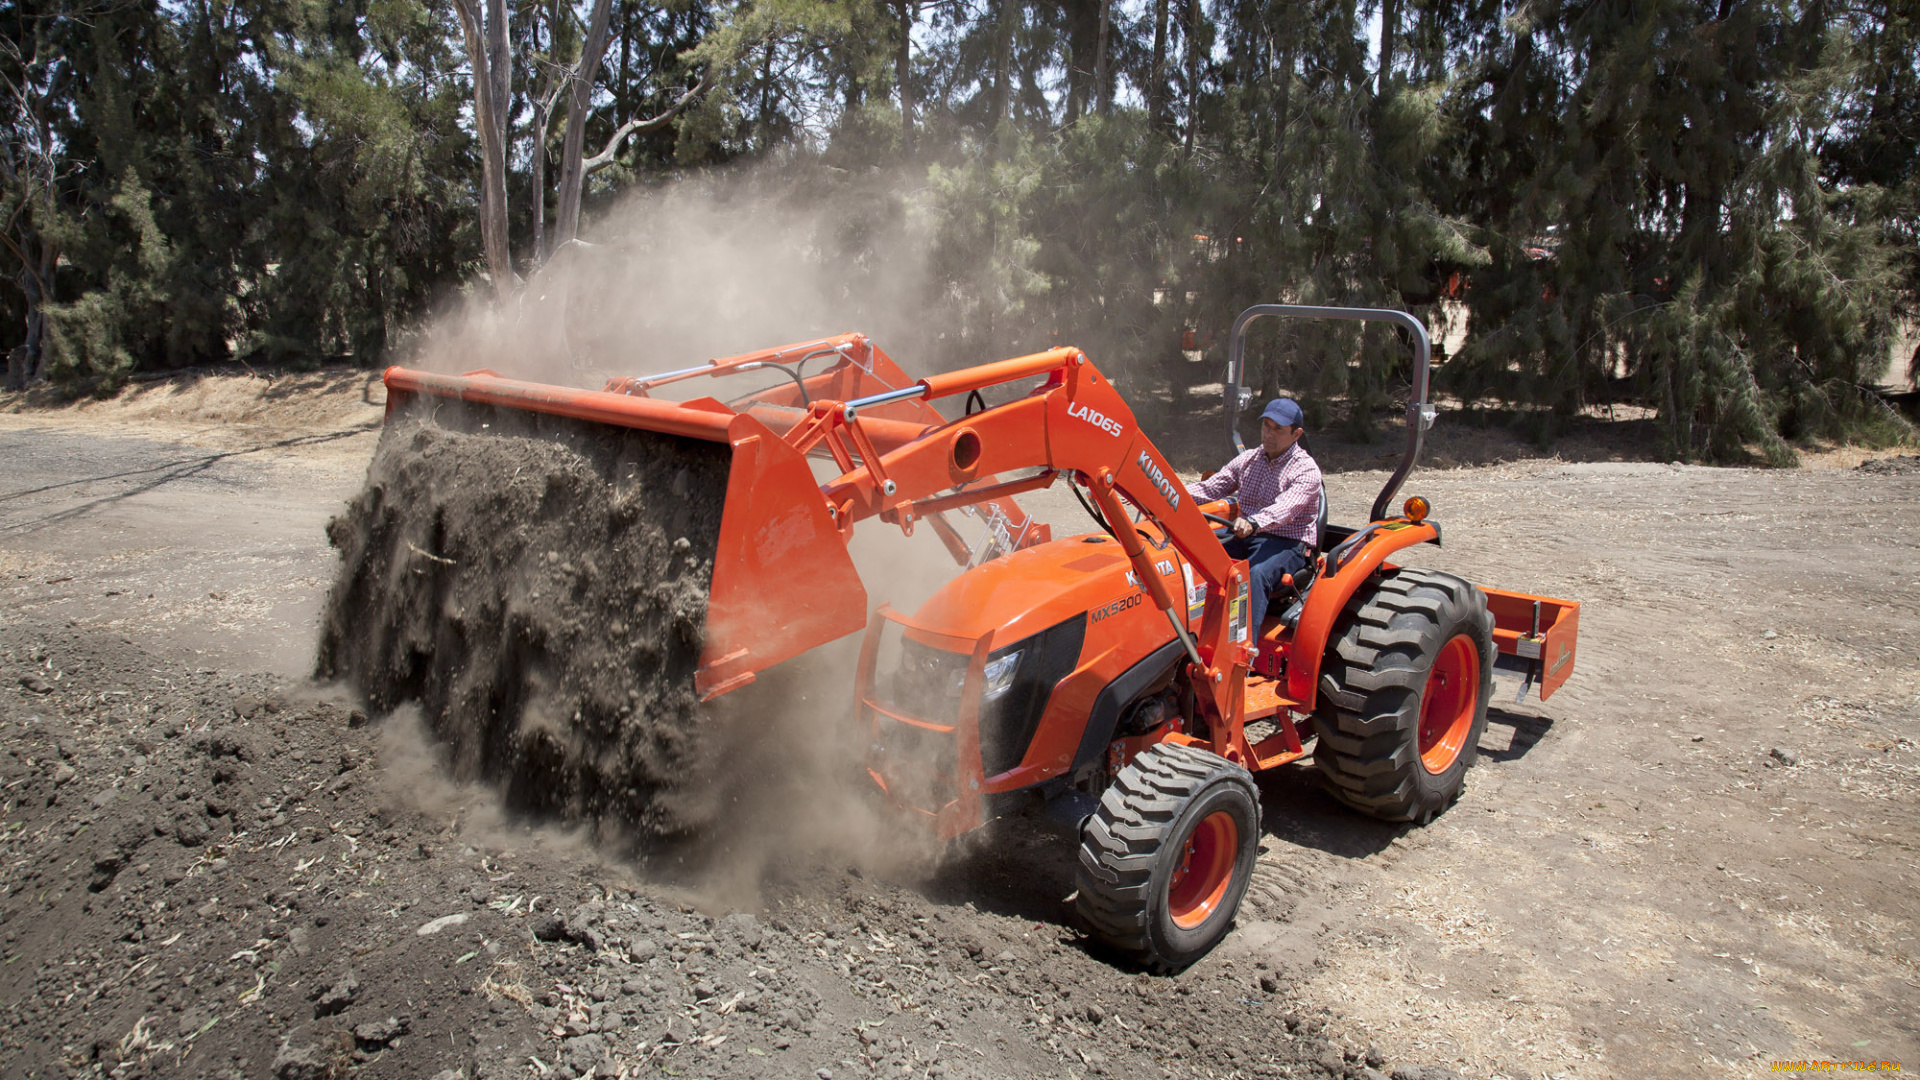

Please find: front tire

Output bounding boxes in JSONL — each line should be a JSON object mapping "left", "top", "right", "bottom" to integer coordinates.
{"left": 1313, "top": 567, "right": 1495, "bottom": 824}
{"left": 1075, "top": 743, "right": 1261, "bottom": 972}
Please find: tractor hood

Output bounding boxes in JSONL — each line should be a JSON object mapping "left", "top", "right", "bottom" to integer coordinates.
{"left": 908, "top": 531, "right": 1195, "bottom": 655}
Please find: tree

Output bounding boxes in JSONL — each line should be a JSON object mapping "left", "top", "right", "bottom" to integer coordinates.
{"left": 0, "top": 1, "right": 474, "bottom": 388}
{"left": 895, "top": 0, "right": 917, "bottom": 151}
{"left": 1093, "top": 0, "right": 1111, "bottom": 116}
{"left": 451, "top": 0, "right": 514, "bottom": 299}
{"left": 526, "top": 2, "right": 573, "bottom": 264}
{"left": 0, "top": 0, "right": 1905, "bottom": 465}
{"left": 1820, "top": 0, "right": 1919, "bottom": 375}
{"left": 550, "top": 0, "right": 707, "bottom": 253}
{"left": 0, "top": 22, "right": 63, "bottom": 388}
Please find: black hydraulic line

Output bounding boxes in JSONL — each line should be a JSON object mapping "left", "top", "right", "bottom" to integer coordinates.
{"left": 792, "top": 347, "right": 846, "bottom": 383}
{"left": 722, "top": 361, "right": 811, "bottom": 409}
{"left": 1135, "top": 524, "right": 1171, "bottom": 550}
{"left": 1070, "top": 478, "right": 1115, "bottom": 538}
{"left": 759, "top": 362, "right": 811, "bottom": 406}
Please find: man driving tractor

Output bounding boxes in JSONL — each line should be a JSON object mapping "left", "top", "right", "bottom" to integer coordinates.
{"left": 1185, "top": 397, "right": 1324, "bottom": 632}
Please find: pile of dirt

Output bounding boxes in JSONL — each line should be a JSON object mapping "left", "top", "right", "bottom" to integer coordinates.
{"left": 1856, "top": 453, "right": 1920, "bottom": 475}
{"left": 316, "top": 404, "right": 734, "bottom": 838}
{"left": 0, "top": 625, "right": 1413, "bottom": 1080}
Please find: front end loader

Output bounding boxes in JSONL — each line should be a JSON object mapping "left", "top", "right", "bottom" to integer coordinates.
{"left": 369, "top": 305, "right": 1578, "bottom": 972}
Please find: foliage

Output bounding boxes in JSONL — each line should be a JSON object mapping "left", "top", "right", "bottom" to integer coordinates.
{"left": 0, "top": 0, "right": 1911, "bottom": 460}
{"left": 4, "top": 0, "right": 473, "bottom": 391}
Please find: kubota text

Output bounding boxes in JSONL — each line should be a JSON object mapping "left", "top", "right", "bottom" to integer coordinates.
{"left": 1137, "top": 450, "right": 1181, "bottom": 510}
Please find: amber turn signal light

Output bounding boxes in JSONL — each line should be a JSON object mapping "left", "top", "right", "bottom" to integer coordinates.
{"left": 1403, "top": 495, "right": 1430, "bottom": 522}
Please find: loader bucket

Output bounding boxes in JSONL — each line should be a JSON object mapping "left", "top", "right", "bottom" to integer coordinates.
{"left": 381, "top": 366, "right": 870, "bottom": 700}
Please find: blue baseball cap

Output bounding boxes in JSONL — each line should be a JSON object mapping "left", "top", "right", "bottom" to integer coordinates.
{"left": 1261, "top": 398, "right": 1304, "bottom": 428}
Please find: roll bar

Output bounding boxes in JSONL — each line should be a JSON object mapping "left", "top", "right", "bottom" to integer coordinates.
{"left": 1223, "top": 304, "right": 1437, "bottom": 523}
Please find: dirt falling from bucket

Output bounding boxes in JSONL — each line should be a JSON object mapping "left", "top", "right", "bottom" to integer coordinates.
{"left": 316, "top": 403, "right": 740, "bottom": 838}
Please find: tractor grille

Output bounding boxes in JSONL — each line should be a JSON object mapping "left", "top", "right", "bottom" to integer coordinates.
{"left": 870, "top": 715, "right": 959, "bottom": 812}
{"left": 873, "top": 638, "right": 969, "bottom": 725}
{"left": 865, "top": 614, "right": 1086, "bottom": 812}
{"left": 869, "top": 637, "right": 967, "bottom": 813}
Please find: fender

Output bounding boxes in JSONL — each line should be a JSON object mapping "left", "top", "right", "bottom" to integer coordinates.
{"left": 1284, "top": 520, "right": 1440, "bottom": 706}
{"left": 1069, "top": 640, "right": 1186, "bottom": 782}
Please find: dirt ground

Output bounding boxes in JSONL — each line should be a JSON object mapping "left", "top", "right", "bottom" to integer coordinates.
{"left": 0, "top": 370, "right": 1914, "bottom": 1080}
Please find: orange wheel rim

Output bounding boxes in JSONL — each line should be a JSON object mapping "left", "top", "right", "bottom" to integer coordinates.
{"left": 1418, "top": 633, "right": 1480, "bottom": 774}
{"left": 1167, "top": 810, "right": 1238, "bottom": 930}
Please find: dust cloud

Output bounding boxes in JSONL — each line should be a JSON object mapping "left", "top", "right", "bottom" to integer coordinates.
{"left": 643, "top": 518, "right": 993, "bottom": 911}
{"left": 326, "top": 161, "right": 1083, "bottom": 911}
{"left": 373, "top": 702, "right": 619, "bottom": 870}
{"left": 401, "top": 168, "right": 951, "bottom": 393}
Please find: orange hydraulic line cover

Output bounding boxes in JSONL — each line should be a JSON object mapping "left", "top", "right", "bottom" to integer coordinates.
{"left": 384, "top": 367, "right": 736, "bottom": 442}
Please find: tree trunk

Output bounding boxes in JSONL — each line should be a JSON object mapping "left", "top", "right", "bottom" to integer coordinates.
{"left": 1094, "top": 0, "right": 1112, "bottom": 116}
{"left": 453, "top": 0, "right": 513, "bottom": 300}
{"left": 26, "top": 238, "right": 53, "bottom": 382}
{"left": 531, "top": 96, "right": 555, "bottom": 262}
{"left": 1183, "top": 0, "right": 1199, "bottom": 156}
{"left": 1149, "top": 0, "right": 1169, "bottom": 127}
{"left": 618, "top": 0, "right": 631, "bottom": 116}
{"left": 896, "top": 0, "right": 917, "bottom": 153}
{"left": 1062, "top": 0, "right": 1098, "bottom": 125}
{"left": 552, "top": 0, "right": 617, "bottom": 252}
{"left": 486, "top": 0, "right": 510, "bottom": 152}
{"left": 1271, "top": 6, "right": 1292, "bottom": 184}
{"left": 529, "top": 6, "right": 557, "bottom": 264}
{"left": 759, "top": 42, "right": 776, "bottom": 151}
{"left": 6, "top": 262, "right": 32, "bottom": 389}
{"left": 1377, "top": 0, "right": 1398, "bottom": 93}
{"left": 990, "top": 0, "right": 1011, "bottom": 137}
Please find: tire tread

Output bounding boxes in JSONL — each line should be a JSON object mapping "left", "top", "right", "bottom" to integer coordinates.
{"left": 1074, "top": 743, "right": 1259, "bottom": 972}
{"left": 1311, "top": 567, "right": 1494, "bottom": 824}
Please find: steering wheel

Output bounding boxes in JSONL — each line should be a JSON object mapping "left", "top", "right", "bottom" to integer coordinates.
{"left": 1203, "top": 511, "right": 1237, "bottom": 541}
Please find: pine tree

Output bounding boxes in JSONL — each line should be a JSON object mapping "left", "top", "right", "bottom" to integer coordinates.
{"left": 0, "top": 0, "right": 1906, "bottom": 452}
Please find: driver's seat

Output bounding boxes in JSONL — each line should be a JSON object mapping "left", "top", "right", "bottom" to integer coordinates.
{"left": 1266, "top": 488, "right": 1329, "bottom": 632}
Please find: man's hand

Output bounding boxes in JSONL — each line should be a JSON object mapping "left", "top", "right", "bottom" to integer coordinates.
{"left": 1232, "top": 516, "right": 1256, "bottom": 540}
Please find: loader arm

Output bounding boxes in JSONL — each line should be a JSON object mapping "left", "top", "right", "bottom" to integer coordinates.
{"left": 601, "top": 332, "right": 1048, "bottom": 564}
{"left": 797, "top": 347, "right": 1256, "bottom": 732}
{"left": 379, "top": 342, "right": 1251, "bottom": 714}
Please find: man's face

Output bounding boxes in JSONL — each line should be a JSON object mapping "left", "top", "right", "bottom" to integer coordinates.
{"left": 1261, "top": 417, "right": 1302, "bottom": 456}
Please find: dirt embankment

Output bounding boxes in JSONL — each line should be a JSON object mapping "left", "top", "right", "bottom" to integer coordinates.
{"left": 0, "top": 369, "right": 386, "bottom": 443}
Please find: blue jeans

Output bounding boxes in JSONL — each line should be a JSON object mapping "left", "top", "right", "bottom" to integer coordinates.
{"left": 1222, "top": 532, "right": 1312, "bottom": 632}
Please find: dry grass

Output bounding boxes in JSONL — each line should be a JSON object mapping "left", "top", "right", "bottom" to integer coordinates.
{"left": 0, "top": 368, "right": 386, "bottom": 439}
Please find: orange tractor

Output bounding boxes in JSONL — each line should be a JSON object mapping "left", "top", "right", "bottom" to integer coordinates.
{"left": 381, "top": 303, "right": 1577, "bottom": 970}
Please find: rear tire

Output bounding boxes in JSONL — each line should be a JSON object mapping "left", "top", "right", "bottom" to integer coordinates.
{"left": 1312, "top": 567, "right": 1494, "bottom": 824}
{"left": 1075, "top": 743, "right": 1260, "bottom": 973}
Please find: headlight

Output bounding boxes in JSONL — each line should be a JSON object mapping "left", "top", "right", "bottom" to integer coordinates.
{"left": 981, "top": 650, "right": 1023, "bottom": 701}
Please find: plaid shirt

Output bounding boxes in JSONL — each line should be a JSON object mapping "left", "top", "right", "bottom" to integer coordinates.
{"left": 1185, "top": 442, "right": 1324, "bottom": 546}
